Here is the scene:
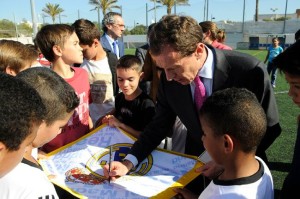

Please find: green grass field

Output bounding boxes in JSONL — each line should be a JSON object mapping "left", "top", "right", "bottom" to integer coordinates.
{"left": 125, "top": 48, "right": 298, "bottom": 197}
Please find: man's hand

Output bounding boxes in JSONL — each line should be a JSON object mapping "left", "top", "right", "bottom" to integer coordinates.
{"left": 102, "top": 160, "right": 133, "bottom": 181}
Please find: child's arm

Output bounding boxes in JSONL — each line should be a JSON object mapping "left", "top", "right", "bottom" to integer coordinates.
{"left": 88, "top": 116, "right": 93, "bottom": 130}
{"left": 103, "top": 115, "right": 141, "bottom": 138}
{"left": 264, "top": 49, "right": 270, "bottom": 64}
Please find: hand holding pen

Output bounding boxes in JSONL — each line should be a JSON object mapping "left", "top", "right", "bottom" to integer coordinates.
{"left": 102, "top": 149, "right": 134, "bottom": 182}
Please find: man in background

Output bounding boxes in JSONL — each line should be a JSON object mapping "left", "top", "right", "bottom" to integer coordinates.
{"left": 100, "top": 12, "right": 125, "bottom": 59}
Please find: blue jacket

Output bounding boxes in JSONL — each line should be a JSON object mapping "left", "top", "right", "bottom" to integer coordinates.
{"left": 100, "top": 35, "right": 125, "bottom": 58}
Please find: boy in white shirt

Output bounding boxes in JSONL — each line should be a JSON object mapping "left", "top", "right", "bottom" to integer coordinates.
{"left": 72, "top": 19, "right": 119, "bottom": 127}
{"left": 174, "top": 88, "right": 274, "bottom": 199}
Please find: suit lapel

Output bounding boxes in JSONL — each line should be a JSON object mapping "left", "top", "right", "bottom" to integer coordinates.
{"left": 118, "top": 41, "right": 124, "bottom": 57}
{"left": 101, "top": 36, "right": 113, "bottom": 52}
{"left": 210, "top": 47, "right": 230, "bottom": 92}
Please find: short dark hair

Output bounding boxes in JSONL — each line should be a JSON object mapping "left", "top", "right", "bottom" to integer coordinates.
{"left": 102, "top": 12, "right": 122, "bottom": 33}
{"left": 117, "top": 55, "right": 142, "bottom": 73}
{"left": 17, "top": 67, "right": 79, "bottom": 125}
{"left": 35, "top": 24, "right": 75, "bottom": 62}
{"left": 0, "top": 73, "right": 46, "bottom": 151}
{"left": 273, "top": 39, "right": 300, "bottom": 76}
{"left": 72, "top": 19, "right": 101, "bottom": 46}
{"left": 199, "top": 87, "right": 267, "bottom": 153}
{"left": 149, "top": 15, "right": 203, "bottom": 57}
{"left": 147, "top": 23, "right": 156, "bottom": 38}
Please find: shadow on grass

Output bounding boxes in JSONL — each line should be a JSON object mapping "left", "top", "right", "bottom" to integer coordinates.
{"left": 268, "top": 162, "right": 291, "bottom": 172}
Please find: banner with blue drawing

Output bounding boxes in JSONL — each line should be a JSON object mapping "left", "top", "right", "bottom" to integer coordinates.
{"left": 39, "top": 124, "right": 203, "bottom": 199}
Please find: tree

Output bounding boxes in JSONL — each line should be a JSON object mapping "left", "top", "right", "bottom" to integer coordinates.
{"left": 89, "top": 0, "right": 121, "bottom": 16}
{"left": 42, "top": 3, "right": 64, "bottom": 24}
{"left": 130, "top": 24, "right": 147, "bottom": 35}
{"left": 149, "top": 0, "right": 189, "bottom": 15}
{"left": 255, "top": 0, "right": 259, "bottom": 22}
{"left": 0, "top": 19, "right": 16, "bottom": 37}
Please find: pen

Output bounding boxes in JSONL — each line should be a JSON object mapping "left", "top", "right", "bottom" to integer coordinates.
{"left": 108, "top": 145, "right": 112, "bottom": 184}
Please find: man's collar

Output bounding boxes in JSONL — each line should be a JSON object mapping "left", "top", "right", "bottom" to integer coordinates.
{"left": 104, "top": 33, "right": 115, "bottom": 44}
{"left": 199, "top": 46, "right": 214, "bottom": 80}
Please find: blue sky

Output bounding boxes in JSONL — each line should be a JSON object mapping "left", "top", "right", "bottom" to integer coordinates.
{"left": 1, "top": 0, "right": 299, "bottom": 29}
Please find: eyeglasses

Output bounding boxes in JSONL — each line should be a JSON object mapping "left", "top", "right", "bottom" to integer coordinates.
{"left": 113, "top": 23, "right": 125, "bottom": 28}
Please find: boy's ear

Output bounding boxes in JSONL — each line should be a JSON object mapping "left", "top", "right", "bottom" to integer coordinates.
{"left": 53, "top": 45, "right": 63, "bottom": 57}
{"left": 223, "top": 134, "right": 234, "bottom": 153}
{"left": 0, "top": 141, "right": 5, "bottom": 153}
{"left": 5, "top": 66, "right": 17, "bottom": 76}
{"left": 139, "top": 72, "right": 144, "bottom": 81}
{"left": 93, "top": 38, "right": 100, "bottom": 47}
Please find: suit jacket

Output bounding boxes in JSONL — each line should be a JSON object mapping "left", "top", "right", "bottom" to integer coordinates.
{"left": 100, "top": 35, "right": 125, "bottom": 58}
{"left": 103, "top": 48, "right": 119, "bottom": 96}
{"left": 135, "top": 43, "right": 149, "bottom": 65}
{"left": 129, "top": 46, "right": 281, "bottom": 162}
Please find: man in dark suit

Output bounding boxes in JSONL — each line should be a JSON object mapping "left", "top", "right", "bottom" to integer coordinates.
{"left": 135, "top": 23, "right": 156, "bottom": 96}
{"left": 100, "top": 12, "right": 125, "bottom": 59}
{"left": 103, "top": 15, "right": 281, "bottom": 195}
{"left": 135, "top": 43, "right": 148, "bottom": 66}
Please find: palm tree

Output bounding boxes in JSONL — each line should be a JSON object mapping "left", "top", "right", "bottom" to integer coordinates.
{"left": 42, "top": 3, "right": 64, "bottom": 24}
{"left": 89, "top": 0, "right": 121, "bottom": 16}
{"left": 149, "top": 0, "right": 189, "bottom": 15}
{"left": 255, "top": 0, "right": 259, "bottom": 22}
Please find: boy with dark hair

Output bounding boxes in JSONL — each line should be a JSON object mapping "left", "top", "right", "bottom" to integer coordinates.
{"left": 0, "top": 67, "right": 80, "bottom": 198}
{"left": 35, "top": 24, "right": 92, "bottom": 153}
{"left": 273, "top": 40, "right": 300, "bottom": 198}
{"left": 72, "top": 19, "right": 118, "bottom": 127}
{"left": 0, "top": 73, "right": 45, "bottom": 178}
{"left": 175, "top": 87, "right": 274, "bottom": 198}
{"left": 102, "top": 55, "right": 155, "bottom": 138}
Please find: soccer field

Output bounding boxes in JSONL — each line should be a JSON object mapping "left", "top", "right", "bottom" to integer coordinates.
{"left": 125, "top": 48, "right": 298, "bottom": 197}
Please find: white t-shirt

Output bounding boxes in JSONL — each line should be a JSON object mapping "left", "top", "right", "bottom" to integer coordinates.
{"left": 0, "top": 162, "right": 59, "bottom": 199}
{"left": 81, "top": 57, "right": 115, "bottom": 125}
{"left": 199, "top": 157, "right": 274, "bottom": 199}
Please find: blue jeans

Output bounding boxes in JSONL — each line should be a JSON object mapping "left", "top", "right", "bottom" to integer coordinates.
{"left": 267, "top": 61, "right": 277, "bottom": 86}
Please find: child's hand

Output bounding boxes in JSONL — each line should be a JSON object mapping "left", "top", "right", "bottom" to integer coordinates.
{"left": 101, "top": 115, "right": 112, "bottom": 124}
{"left": 173, "top": 187, "right": 198, "bottom": 199}
{"left": 196, "top": 160, "right": 224, "bottom": 179}
{"left": 47, "top": 174, "right": 57, "bottom": 180}
{"left": 37, "top": 149, "right": 49, "bottom": 160}
{"left": 106, "top": 115, "right": 122, "bottom": 128}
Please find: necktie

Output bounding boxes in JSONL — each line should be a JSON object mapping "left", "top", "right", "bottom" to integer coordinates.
{"left": 112, "top": 40, "right": 118, "bottom": 57}
{"left": 194, "top": 75, "right": 206, "bottom": 111}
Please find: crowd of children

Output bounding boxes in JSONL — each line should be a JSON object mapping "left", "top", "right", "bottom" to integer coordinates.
{"left": 0, "top": 17, "right": 299, "bottom": 199}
